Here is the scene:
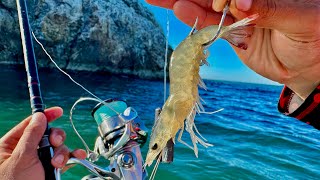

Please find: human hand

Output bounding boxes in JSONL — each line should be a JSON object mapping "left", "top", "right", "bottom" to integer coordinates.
{"left": 0, "top": 107, "right": 86, "bottom": 180}
{"left": 146, "top": 0, "right": 320, "bottom": 99}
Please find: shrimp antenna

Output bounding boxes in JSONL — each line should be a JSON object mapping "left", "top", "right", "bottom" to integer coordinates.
{"left": 149, "top": 151, "right": 162, "bottom": 180}
{"left": 199, "top": 108, "right": 224, "bottom": 115}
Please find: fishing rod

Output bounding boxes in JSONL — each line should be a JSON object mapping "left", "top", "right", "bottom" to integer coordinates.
{"left": 15, "top": 0, "right": 58, "bottom": 179}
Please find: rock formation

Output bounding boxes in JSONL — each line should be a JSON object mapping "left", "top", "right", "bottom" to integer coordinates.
{"left": 0, "top": 0, "right": 171, "bottom": 79}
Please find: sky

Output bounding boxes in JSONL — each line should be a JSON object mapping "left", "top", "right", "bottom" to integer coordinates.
{"left": 140, "top": 1, "right": 279, "bottom": 85}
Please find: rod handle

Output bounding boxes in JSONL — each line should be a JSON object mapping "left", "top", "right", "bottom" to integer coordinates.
{"left": 38, "top": 127, "right": 58, "bottom": 180}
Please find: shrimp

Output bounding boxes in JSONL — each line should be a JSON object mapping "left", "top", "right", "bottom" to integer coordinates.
{"left": 145, "top": 14, "right": 259, "bottom": 169}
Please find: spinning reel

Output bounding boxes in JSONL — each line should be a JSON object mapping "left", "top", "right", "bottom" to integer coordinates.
{"left": 66, "top": 99, "right": 148, "bottom": 180}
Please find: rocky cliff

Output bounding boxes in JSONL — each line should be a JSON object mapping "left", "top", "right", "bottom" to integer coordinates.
{"left": 0, "top": 0, "right": 171, "bottom": 79}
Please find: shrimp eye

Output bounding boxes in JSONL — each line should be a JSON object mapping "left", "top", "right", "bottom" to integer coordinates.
{"left": 151, "top": 143, "right": 158, "bottom": 150}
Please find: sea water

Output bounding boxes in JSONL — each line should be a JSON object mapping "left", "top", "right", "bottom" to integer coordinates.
{"left": 1, "top": 67, "right": 320, "bottom": 180}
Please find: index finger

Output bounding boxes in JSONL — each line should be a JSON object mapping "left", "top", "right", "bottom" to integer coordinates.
{"left": 173, "top": 0, "right": 234, "bottom": 29}
{"left": 0, "top": 107, "right": 63, "bottom": 144}
{"left": 145, "top": 0, "right": 176, "bottom": 9}
{"left": 146, "top": 0, "right": 214, "bottom": 10}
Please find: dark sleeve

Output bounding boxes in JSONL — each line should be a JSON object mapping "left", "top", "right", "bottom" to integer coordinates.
{"left": 278, "top": 85, "right": 320, "bottom": 129}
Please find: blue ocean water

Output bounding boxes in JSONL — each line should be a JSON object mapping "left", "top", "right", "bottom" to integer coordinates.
{"left": 1, "top": 67, "right": 320, "bottom": 179}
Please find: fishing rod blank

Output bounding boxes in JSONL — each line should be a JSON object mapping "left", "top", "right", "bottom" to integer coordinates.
{"left": 15, "top": 0, "right": 58, "bottom": 179}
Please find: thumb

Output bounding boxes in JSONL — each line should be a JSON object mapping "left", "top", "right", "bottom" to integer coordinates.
{"left": 13, "top": 113, "right": 47, "bottom": 156}
{"left": 229, "top": 0, "right": 316, "bottom": 32}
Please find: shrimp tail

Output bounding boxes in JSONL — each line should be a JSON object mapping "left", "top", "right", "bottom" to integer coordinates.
{"left": 221, "top": 14, "right": 259, "bottom": 50}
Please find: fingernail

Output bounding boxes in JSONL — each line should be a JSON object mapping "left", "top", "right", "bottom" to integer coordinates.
{"left": 211, "top": 0, "right": 215, "bottom": 9}
{"left": 55, "top": 135, "right": 63, "bottom": 145}
{"left": 236, "top": 0, "right": 252, "bottom": 11}
{"left": 54, "top": 108, "right": 63, "bottom": 117}
{"left": 54, "top": 154, "right": 64, "bottom": 165}
{"left": 213, "top": 0, "right": 219, "bottom": 11}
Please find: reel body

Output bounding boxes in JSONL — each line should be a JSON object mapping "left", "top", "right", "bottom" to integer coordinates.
{"left": 66, "top": 99, "right": 148, "bottom": 180}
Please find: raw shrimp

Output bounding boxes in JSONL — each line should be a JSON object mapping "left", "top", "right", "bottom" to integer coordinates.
{"left": 145, "top": 14, "right": 259, "bottom": 169}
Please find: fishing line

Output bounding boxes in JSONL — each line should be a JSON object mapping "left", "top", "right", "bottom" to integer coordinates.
{"left": 163, "top": 9, "right": 170, "bottom": 103}
{"left": 69, "top": 97, "right": 138, "bottom": 160}
{"left": 69, "top": 97, "right": 101, "bottom": 157}
{"left": 32, "top": 32, "right": 136, "bottom": 160}
{"left": 33, "top": 32, "right": 143, "bottom": 160}
{"left": 31, "top": 32, "right": 120, "bottom": 115}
